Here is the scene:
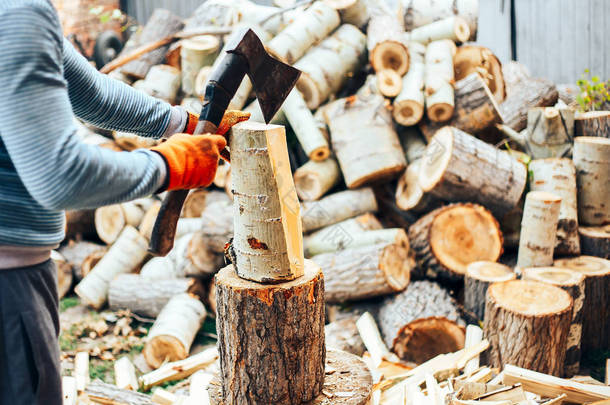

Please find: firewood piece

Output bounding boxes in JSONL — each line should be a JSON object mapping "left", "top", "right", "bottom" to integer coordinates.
{"left": 323, "top": 0, "right": 370, "bottom": 28}
{"left": 502, "top": 61, "right": 531, "bottom": 96}
{"left": 151, "top": 388, "right": 177, "bottom": 405}
{"left": 425, "top": 40, "right": 456, "bottom": 122}
{"left": 484, "top": 280, "right": 573, "bottom": 376}
{"left": 356, "top": 312, "right": 400, "bottom": 367}
{"left": 376, "top": 69, "right": 402, "bottom": 98}
{"left": 294, "top": 158, "right": 341, "bottom": 201}
{"left": 75, "top": 226, "right": 148, "bottom": 309}
{"left": 575, "top": 111, "right": 610, "bottom": 138}
{"left": 62, "top": 376, "right": 77, "bottom": 405}
{"left": 325, "top": 316, "right": 366, "bottom": 356}
{"left": 400, "top": 127, "right": 427, "bottom": 163}
{"left": 517, "top": 191, "right": 562, "bottom": 268}
{"left": 267, "top": 1, "right": 340, "bottom": 64}
{"left": 454, "top": 45, "right": 505, "bottom": 103}
{"left": 80, "top": 250, "right": 105, "bottom": 281}
{"left": 522, "top": 267, "right": 585, "bottom": 377}
{"left": 301, "top": 188, "right": 378, "bottom": 232}
{"left": 464, "top": 261, "right": 515, "bottom": 321}
{"left": 180, "top": 36, "right": 219, "bottom": 96}
{"left": 215, "top": 261, "right": 325, "bottom": 404}
{"left": 230, "top": 121, "right": 304, "bottom": 282}
{"left": 143, "top": 293, "right": 206, "bottom": 369}
{"left": 295, "top": 24, "right": 367, "bottom": 109}
{"left": 580, "top": 225, "right": 610, "bottom": 259}
{"left": 133, "top": 65, "right": 182, "bottom": 104}
{"left": 554, "top": 256, "right": 610, "bottom": 355}
{"left": 120, "top": 9, "right": 184, "bottom": 79}
{"left": 393, "top": 43, "right": 426, "bottom": 126}
{"left": 52, "top": 250, "right": 73, "bottom": 299}
{"left": 367, "top": 14, "right": 409, "bottom": 75}
{"left": 199, "top": 201, "right": 233, "bottom": 253}
{"left": 303, "top": 214, "right": 382, "bottom": 257}
{"left": 419, "top": 73, "right": 504, "bottom": 141}
{"left": 194, "top": 66, "right": 213, "bottom": 98}
{"left": 573, "top": 137, "right": 610, "bottom": 226}
{"left": 407, "top": 16, "right": 470, "bottom": 44}
{"left": 140, "top": 347, "right": 218, "bottom": 390}
{"left": 409, "top": 204, "right": 503, "bottom": 280}
{"left": 395, "top": 159, "right": 441, "bottom": 213}
{"left": 463, "top": 325, "right": 483, "bottom": 375}
{"left": 85, "top": 381, "right": 154, "bottom": 405}
{"left": 138, "top": 200, "right": 161, "bottom": 240}
{"left": 108, "top": 274, "right": 204, "bottom": 318}
{"left": 74, "top": 351, "right": 90, "bottom": 392}
{"left": 324, "top": 94, "right": 406, "bottom": 188}
{"left": 58, "top": 241, "right": 107, "bottom": 282}
{"left": 377, "top": 280, "right": 465, "bottom": 363}
{"left": 310, "top": 228, "right": 409, "bottom": 257}
{"left": 401, "top": 0, "right": 478, "bottom": 40}
{"left": 64, "top": 209, "right": 96, "bottom": 241}
{"left": 189, "top": 371, "right": 213, "bottom": 404}
{"left": 182, "top": 189, "right": 208, "bottom": 218}
{"left": 499, "top": 78, "right": 558, "bottom": 131}
{"left": 418, "top": 126, "right": 527, "bottom": 215}
{"left": 115, "top": 356, "right": 139, "bottom": 391}
{"left": 311, "top": 232, "right": 412, "bottom": 303}
{"left": 94, "top": 204, "right": 126, "bottom": 244}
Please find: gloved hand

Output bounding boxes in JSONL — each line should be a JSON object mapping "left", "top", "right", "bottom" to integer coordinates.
{"left": 183, "top": 110, "right": 251, "bottom": 135}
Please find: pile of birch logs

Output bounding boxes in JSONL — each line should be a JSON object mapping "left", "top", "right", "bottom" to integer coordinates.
{"left": 57, "top": 0, "right": 610, "bottom": 402}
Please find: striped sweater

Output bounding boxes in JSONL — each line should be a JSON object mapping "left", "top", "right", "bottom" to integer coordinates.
{"left": 0, "top": 0, "right": 186, "bottom": 249}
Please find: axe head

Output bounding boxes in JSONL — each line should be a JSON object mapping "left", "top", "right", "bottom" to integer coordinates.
{"left": 226, "top": 28, "right": 301, "bottom": 123}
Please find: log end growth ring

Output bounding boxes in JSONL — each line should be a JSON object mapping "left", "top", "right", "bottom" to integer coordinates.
{"left": 379, "top": 232, "right": 412, "bottom": 292}
{"left": 393, "top": 100, "right": 424, "bottom": 126}
{"left": 487, "top": 280, "right": 572, "bottom": 317}
{"left": 554, "top": 255, "right": 610, "bottom": 276}
{"left": 393, "top": 317, "right": 465, "bottom": 364}
{"left": 371, "top": 42, "right": 409, "bottom": 76}
{"left": 466, "top": 261, "right": 515, "bottom": 282}
{"left": 143, "top": 335, "right": 187, "bottom": 369}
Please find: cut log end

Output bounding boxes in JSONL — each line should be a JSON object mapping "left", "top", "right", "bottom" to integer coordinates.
{"left": 377, "top": 69, "right": 402, "bottom": 98}
{"left": 297, "top": 73, "right": 322, "bottom": 110}
{"left": 554, "top": 255, "right": 610, "bottom": 276}
{"left": 522, "top": 267, "right": 585, "bottom": 287}
{"left": 143, "top": 335, "right": 187, "bottom": 369}
{"left": 488, "top": 279, "right": 572, "bottom": 317}
{"left": 371, "top": 42, "right": 409, "bottom": 76}
{"left": 395, "top": 317, "right": 465, "bottom": 363}
{"left": 393, "top": 100, "right": 425, "bottom": 126}
{"left": 310, "top": 146, "right": 331, "bottom": 161}
{"left": 454, "top": 18, "right": 470, "bottom": 42}
{"left": 95, "top": 205, "right": 126, "bottom": 244}
{"left": 380, "top": 232, "right": 412, "bottom": 292}
{"left": 427, "top": 102, "right": 454, "bottom": 122}
{"left": 466, "top": 261, "right": 515, "bottom": 282}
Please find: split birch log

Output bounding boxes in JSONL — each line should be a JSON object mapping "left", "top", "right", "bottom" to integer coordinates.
{"left": 367, "top": 14, "right": 409, "bottom": 75}
{"left": 409, "top": 203, "right": 503, "bottom": 280}
{"left": 579, "top": 225, "right": 610, "bottom": 259}
{"left": 115, "top": 356, "right": 139, "bottom": 391}
{"left": 425, "top": 40, "right": 456, "bottom": 122}
{"left": 143, "top": 293, "right": 206, "bottom": 369}
{"left": 529, "top": 158, "right": 580, "bottom": 256}
{"left": 407, "top": 15, "right": 470, "bottom": 44}
{"left": 401, "top": 0, "right": 479, "bottom": 40}
{"left": 573, "top": 137, "right": 610, "bottom": 226}
{"left": 58, "top": 240, "right": 107, "bottom": 282}
{"left": 74, "top": 351, "right": 90, "bottom": 392}
{"left": 517, "top": 191, "right": 562, "bottom": 268}
{"left": 64, "top": 209, "right": 96, "bottom": 241}
{"left": 294, "top": 158, "right": 340, "bottom": 201}
{"left": 464, "top": 261, "right": 515, "bottom": 321}
{"left": 95, "top": 201, "right": 146, "bottom": 244}
{"left": 499, "top": 78, "right": 558, "bottom": 131}
{"left": 140, "top": 347, "right": 218, "bottom": 390}
{"left": 86, "top": 381, "right": 153, "bottom": 405}
{"left": 418, "top": 127, "right": 527, "bottom": 215}
{"left": 282, "top": 89, "right": 331, "bottom": 161}
{"left": 324, "top": 94, "right": 406, "bottom": 188}
{"left": 301, "top": 188, "right": 378, "bottom": 232}
{"left": 303, "top": 213, "right": 382, "bottom": 256}
{"left": 454, "top": 45, "right": 505, "bottom": 102}
{"left": 62, "top": 376, "right": 77, "bottom": 405}
{"left": 395, "top": 159, "right": 441, "bottom": 213}
{"left": 180, "top": 35, "right": 219, "bottom": 96}
{"left": 522, "top": 267, "right": 585, "bottom": 377}
{"left": 134, "top": 65, "right": 182, "bottom": 104}
{"left": 325, "top": 316, "right": 366, "bottom": 356}
{"left": 230, "top": 121, "right": 304, "bottom": 282}
{"left": 120, "top": 9, "right": 184, "bottom": 79}
{"left": 575, "top": 111, "right": 610, "bottom": 138}
{"left": 267, "top": 1, "right": 340, "bottom": 64}
{"left": 554, "top": 255, "right": 610, "bottom": 355}
{"left": 215, "top": 261, "right": 325, "bottom": 404}
{"left": 311, "top": 233, "right": 413, "bottom": 303}
{"left": 295, "top": 24, "right": 367, "bottom": 109}
{"left": 393, "top": 43, "right": 426, "bottom": 126}
{"left": 376, "top": 69, "right": 402, "bottom": 98}
{"left": 109, "top": 274, "right": 205, "bottom": 318}
{"left": 75, "top": 226, "right": 148, "bottom": 309}
{"left": 51, "top": 250, "right": 73, "bottom": 299}
{"left": 138, "top": 200, "right": 162, "bottom": 240}
{"left": 323, "top": 0, "right": 370, "bottom": 28}
{"left": 377, "top": 280, "right": 465, "bottom": 363}
{"left": 419, "top": 72, "right": 504, "bottom": 141}
{"left": 484, "top": 280, "right": 573, "bottom": 376}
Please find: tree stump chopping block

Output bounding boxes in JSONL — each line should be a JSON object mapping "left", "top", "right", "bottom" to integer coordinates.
{"left": 574, "top": 111, "right": 610, "bottom": 138}
{"left": 215, "top": 261, "right": 326, "bottom": 405}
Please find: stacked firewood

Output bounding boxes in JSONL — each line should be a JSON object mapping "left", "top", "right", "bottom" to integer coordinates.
{"left": 56, "top": 0, "right": 610, "bottom": 402}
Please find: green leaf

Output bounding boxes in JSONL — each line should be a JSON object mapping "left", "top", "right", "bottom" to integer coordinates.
{"left": 592, "top": 76, "right": 600, "bottom": 83}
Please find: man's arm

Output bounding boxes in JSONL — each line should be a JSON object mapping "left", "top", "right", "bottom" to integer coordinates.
{"left": 0, "top": 4, "right": 166, "bottom": 210}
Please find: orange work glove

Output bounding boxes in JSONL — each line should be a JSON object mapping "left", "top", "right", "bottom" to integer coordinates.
{"left": 183, "top": 110, "right": 251, "bottom": 135}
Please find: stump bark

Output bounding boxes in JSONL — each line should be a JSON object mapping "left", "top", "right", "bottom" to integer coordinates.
{"left": 574, "top": 111, "right": 610, "bottom": 138}
{"left": 425, "top": 40, "right": 456, "bottom": 122}
{"left": 573, "top": 137, "right": 610, "bottom": 226}
{"left": 579, "top": 225, "right": 610, "bottom": 259}
{"left": 464, "top": 261, "right": 516, "bottom": 321}
{"left": 367, "top": 14, "right": 409, "bottom": 75}
{"left": 454, "top": 45, "right": 505, "bottom": 103}
{"left": 484, "top": 280, "right": 573, "bottom": 376}
{"left": 499, "top": 78, "right": 558, "bottom": 131}
{"left": 393, "top": 43, "right": 426, "bottom": 126}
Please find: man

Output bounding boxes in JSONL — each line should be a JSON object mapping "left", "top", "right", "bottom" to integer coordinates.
{"left": 0, "top": 1, "right": 240, "bottom": 403}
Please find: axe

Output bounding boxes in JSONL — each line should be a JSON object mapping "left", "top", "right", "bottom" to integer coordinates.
{"left": 149, "top": 28, "right": 301, "bottom": 256}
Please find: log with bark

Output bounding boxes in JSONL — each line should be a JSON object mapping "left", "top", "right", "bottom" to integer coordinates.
{"left": 132, "top": 64, "right": 182, "bottom": 104}
{"left": 324, "top": 94, "right": 406, "bottom": 188}
{"left": 323, "top": 0, "right": 370, "bottom": 28}
{"left": 401, "top": 0, "right": 479, "bottom": 40}
{"left": 425, "top": 39, "right": 456, "bottom": 122}
{"left": 325, "top": 316, "right": 366, "bottom": 356}
{"left": 58, "top": 240, "right": 107, "bottom": 282}
{"left": 575, "top": 111, "right": 610, "bottom": 138}
{"left": 464, "top": 261, "right": 516, "bottom": 321}
{"left": 454, "top": 44, "right": 505, "bottom": 102}
{"left": 377, "top": 280, "right": 465, "bottom": 363}
{"left": 95, "top": 201, "right": 146, "bottom": 244}
{"left": 85, "top": 381, "right": 153, "bottom": 405}
{"left": 393, "top": 42, "right": 426, "bottom": 126}
{"left": 579, "top": 225, "right": 610, "bottom": 259}
{"left": 573, "top": 136, "right": 610, "bottom": 226}
{"left": 64, "top": 209, "right": 97, "bottom": 241}
{"left": 499, "top": 78, "right": 558, "bottom": 131}
{"left": 52, "top": 250, "right": 73, "bottom": 299}
{"left": 180, "top": 35, "right": 220, "bottom": 96}
{"left": 301, "top": 188, "right": 378, "bottom": 232}
{"left": 529, "top": 158, "right": 580, "bottom": 256}
{"left": 522, "top": 267, "right": 585, "bottom": 377}
{"left": 502, "top": 61, "right": 531, "bottom": 96}
{"left": 367, "top": 14, "right": 409, "bottom": 75}
{"left": 295, "top": 24, "right": 367, "bottom": 109}
{"left": 400, "top": 127, "right": 427, "bottom": 163}
{"left": 409, "top": 203, "right": 503, "bottom": 280}
{"left": 376, "top": 69, "right": 402, "bottom": 98}
{"left": 418, "top": 126, "right": 527, "bottom": 215}
{"left": 294, "top": 158, "right": 341, "bottom": 201}
{"left": 407, "top": 15, "right": 470, "bottom": 44}
{"left": 484, "top": 280, "right": 573, "bottom": 376}
{"left": 395, "top": 159, "right": 442, "bottom": 213}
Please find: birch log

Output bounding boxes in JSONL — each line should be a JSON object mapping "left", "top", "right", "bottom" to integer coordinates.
{"left": 75, "top": 226, "right": 148, "bottom": 309}
{"left": 143, "top": 293, "right": 206, "bottom": 369}
{"left": 295, "top": 24, "right": 367, "bottom": 109}
{"left": 425, "top": 40, "right": 456, "bottom": 122}
{"left": 325, "top": 94, "right": 406, "bottom": 188}
{"left": 523, "top": 107, "right": 575, "bottom": 159}
{"left": 303, "top": 213, "right": 382, "bottom": 256}
{"left": 182, "top": 189, "right": 209, "bottom": 218}
{"left": 574, "top": 111, "right": 610, "bottom": 138}
{"left": 376, "top": 69, "right": 402, "bottom": 98}
{"left": 499, "top": 78, "right": 558, "bottom": 131}
{"left": 323, "top": 0, "right": 370, "bottom": 28}
{"left": 464, "top": 261, "right": 515, "bottom": 321}
{"left": 401, "top": 0, "right": 479, "bottom": 40}
{"left": 267, "top": 1, "right": 340, "bottom": 64}
{"left": 395, "top": 159, "right": 441, "bottom": 212}
{"left": 418, "top": 126, "right": 527, "bottom": 214}
{"left": 367, "top": 14, "right": 409, "bottom": 75}
{"left": 484, "top": 280, "right": 573, "bottom": 376}
{"left": 52, "top": 251, "right": 72, "bottom": 299}
{"left": 393, "top": 42, "right": 426, "bottom": 126}
{"left": 294, "top": 158, "right": 340, "bottom": 201}
{"left": 180, "top": 36, "right": 220, "bottom": 96}
{"left": 573, "top": 137, "right": 610, "bottom": 226}
{"left": 407, "top": 15, "right": 470, "bottom": 44}
{"left": 136, "top": 65, "right": 182, "bottom": 104}
{"left": 579, "top": 225, "right": 610, "bottom": 259}
{"left": 502, "top": 61, "right": 531, "bottom": 96}
{"left": 409, "top": 203, "right": 503, "bottom": 280}
{"left": 400, "top": 127, "right": 427, "bottom": 163}
{"left": 522, "top": 267, "right": 585, "bottom": 377}
{"left": 58, "top": 240, "right": 107, "bottom": 282}
{"left": 529, "top": 158, "right": 580, "bottom": 256}
{"left": 454, "top": 45, "right": 505, "bottom": 102}
{"left": 95, "top": 201, "right": 146, "bottom": 244}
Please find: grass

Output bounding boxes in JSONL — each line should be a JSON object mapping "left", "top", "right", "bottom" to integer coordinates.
{"left": 59, "top": 296, "right": 80, "bottom": 312}
{"left": 89, "top": 359, "right": 115, "bottom": 383}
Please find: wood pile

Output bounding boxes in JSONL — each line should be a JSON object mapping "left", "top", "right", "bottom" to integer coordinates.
{"left": 58, "top": 0, "right": 610, "bottom": 403}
